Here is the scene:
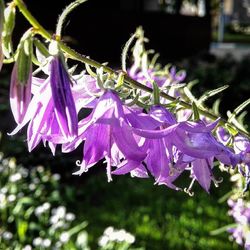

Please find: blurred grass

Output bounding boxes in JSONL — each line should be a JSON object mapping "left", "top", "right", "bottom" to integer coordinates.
{"left": 72, "top": 170, "right": 239, "bottom": 250}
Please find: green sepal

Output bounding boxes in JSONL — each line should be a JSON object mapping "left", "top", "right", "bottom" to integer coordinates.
{"left": 152, "top": 80, "right": 160, "bottom": 105}
{"left": 192, "top": 101, "right": 200, "bottom": 121}
{"left": 16, "top": 35, "right": 33, "bottom": 85}
{"left": 33, "top": 38, "right": 50, "bottom": 58}
{"left": 228, "top": 97, "right": 250, "bottom": 123}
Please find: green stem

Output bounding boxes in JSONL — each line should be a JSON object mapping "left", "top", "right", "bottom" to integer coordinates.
{"left": 56, "top": 0, "right": 87, "bottom": 37}
{"left": 13, "top": 0, "right": 250, "bottom": 139}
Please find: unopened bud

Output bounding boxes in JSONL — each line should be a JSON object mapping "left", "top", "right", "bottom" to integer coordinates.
{"left": 2, "top": 3, "right": 15, "bottom": 58}
{"left": 10, "top": 32, "right": 33, "bottom": 124}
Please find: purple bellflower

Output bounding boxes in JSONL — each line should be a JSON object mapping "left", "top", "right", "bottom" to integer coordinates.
{"left": 117, "top": 105, "right": 240, "bottom": 193}
{"left": 49, "top": 55, "right": 78, "bottom": 139}
{"left": 9, "top": 58, "right": 96, "bottom": 153}
{"left": 63, "top": 90, "right": 148, "bottom": 181}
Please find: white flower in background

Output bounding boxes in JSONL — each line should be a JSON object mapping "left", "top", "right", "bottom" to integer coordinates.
{"left": 8, "top": 158, "right": 16, "bottom": 169}
{"left": 124, "top": 233, "right": 135, "bottom": 244}
{"left": 100, "top": 227, "right": 136, "bottom": 245}
{"left": 9, "top": 173, "right": 22, "bottom": 182}
{"left": 60, "top": 232, "right": 70, "bottom": 243}
{"left": 43, "top": 202, "right": 51, "bottom": 211}
{"left": 50, "top": 214, "right": 59, "bottom": 224}
{"left": 33, "top": 237, "right": 42, "bottom": 246}
{"left": 7, "top": 194, "right": 16, "bottom": 202}
{"left": 104, "top": 226, "right": 114, "bottom": 236}
{"left": 0, "top": 187, "right": 7, "bottom": 194}
{"left": 55, "top": 206, "right": 66, "bottom": 218}
{"left": 35, "top": 206, "right": 45, "bottom": 216}
{"left": 52, "top": 173, "right": 61, "bottom": 181}
{"left": 0, "top": 165, "right": 4, "bottom": 172}
{"left": 115, "top": 229, "right": 127, "bottom": 242}
{"left": 28, "top": 183, "right": 36, "bottom": 191}
{"left": 42, "top": 239, "right": 51, "bottom": 248}
{"left": 98, "top": 235, "right": 109, "bottom": 247}
{"left": 22, "top": 245, "right": 32, "bottom": 250}
{"left": 2, "top": 231, "right": 13, "bottom": 240}
{"left": 65, "top": 212, "right": 75, "bottom": 221}
{"left": 37, "top": 166, "right": 44, "bottom": 173}
{"left": 20, "top": 167, "right": 29, "bottom": 178}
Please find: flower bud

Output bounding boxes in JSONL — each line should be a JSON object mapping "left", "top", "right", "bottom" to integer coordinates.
{"left": 10, "top": 62, "right": 32, "bottom": 124}
{"left": 2, "top": 2, "right": 15, "bottom": 58}
{"left": 9, "top": 34, "right": 33, "bottom": 124}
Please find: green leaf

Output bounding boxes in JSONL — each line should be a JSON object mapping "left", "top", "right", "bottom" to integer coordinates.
{"left": 183, "top": 86, "right": 197, "bottom": 103}
{"left": 198, "top": 85, "right": 229, "bottom": 105}
{"left": 228, "top": 98, "right": 250, "bottom": 123}
{"left": 187, "top": 79, "right": 199, "bottom": 90}
{"left": 226, "top": 111, "right": 248, "bottom": 134}
{"left": 212, "top": 99, "right": 221, "bottom": 116}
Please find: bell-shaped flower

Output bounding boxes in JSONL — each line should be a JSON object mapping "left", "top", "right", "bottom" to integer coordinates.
{"left": 49, "top": 55, "right": 78, "bottom": 138}
{"left": 9, "top": 63, "right": 96, "bottom": 153}
{"left": 63, "top": 90, "right": 148, "bottom": 181}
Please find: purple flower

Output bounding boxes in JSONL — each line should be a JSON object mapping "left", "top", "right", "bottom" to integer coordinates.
{"left": 227, "top": 198, "right": 250, "bottom": 249}
{"left": 170, "top": 66, "right": 186, "bottom": 82}
{"left": 9, "top": 63, "right": 96, "bottom": 153}
{"left": 9, "top": 62, "right": 32, "bottom": 124}
{"left": 63, "top": 90, "right": 148, "bottom": 181}
{"left": 49, "top": 56, "right": 78, "bottom": 138}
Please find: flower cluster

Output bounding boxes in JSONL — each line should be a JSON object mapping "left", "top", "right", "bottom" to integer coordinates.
{"left": 227, "top": 198, "right": 250, "bottom": 250}
{"left": 98, "top": 226, "right": 135, "bottom": 249}
{"left": 6, "top": 46, "right": 250, "bottom": 195}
